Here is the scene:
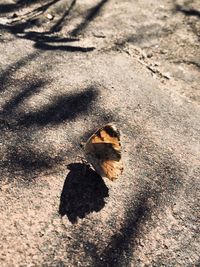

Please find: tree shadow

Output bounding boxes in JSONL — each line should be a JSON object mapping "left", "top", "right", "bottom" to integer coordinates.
{"left": 80, "top": 136, "right": 186, "bottom": 266}
{"left": 20, "top": 32, "right": 79, "bottom": 43}
{"left": 0, "top": 0, "right": 109, "bottom": 51}
{"left": 175, "top": 3, "right": 200, "bottom": 18}
{"left": 1, "top": 147, "right": 62, "bottom": 180}
{"left": 59, "top": 163, "right": 109, "bottom": 223}
{"left": 0, "top": 51, "right": 41, "bottom": 93}
{"left": 70, "top": 0, "right": 109, "bottom": 36}
{"left": 0, "top": 3, "right": 17, "bottom": 14}
{"left": 0, "top": 0, "right": 42, "bottom": 14}
{"left": 76, "top": 193, "right": 151, "bottom": 267}
{"left": 49, "top": 0, "right": 76, "bottom": 33}
{"left": 0, "top": 0, "right": 60, "bottom": 16}
{"left": 16, "top": 86, "right": 98, "bottom": 127}
{"left": 113, "top": 23, "right": 173, "bottom": 50}
{"left": 0, "top": 0, "right": 86, "bottom": 51}
{"left": 34, "top": 41, "right": 95, "bottom": 51}
{"left": 2, "top": 79, "right": 46, "bottom": 115}
{"left": 89, "top": 191, "right": 151, "bottom": 267}
{"left": 0, "top": 83, "right": 100, "bottom": 181}
{"left": 173, "top": 59, "right": 200, "bottom": 69}
{"left": 0, "top": 120, "right": 71, "bottom": 182}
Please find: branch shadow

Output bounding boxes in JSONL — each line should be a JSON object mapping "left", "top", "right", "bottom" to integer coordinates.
{"left": 0, "top": 0, "right": 100, "bottom": 51}
{"left": 0, "top": 0, "right": 70, "bottom": 34}
{"left": 1, "top": 147, "right": 63, "bottom": 180}
{"left": 0, "top": 84, "right": 100, "bottom": 181}
{"left": 34, "top": 41, "right": 95, "bottom": 52}
{"left": 21, "top": 32, "right": 79, "bottom": 43}
{"left": 113, "top": 24, "right": 173, "bottom": 50}
{"left": 175, "top": 4, "right": 200, "bottom": 18}
{"left": 85, "top": 191, "right": 151, "bottom": 267}
{"left": 49, "top": 0, "right": 76, "bottom": 33}
{"left": 59, "top": 163, "right": 109, "bottom": 223}
{"left": 2, "top": 79, "right": 46, "bottom": 115}
{"left": 0, "top": 0, "right": 110, "bottom": 51}
{"left": 0, "top": 0, "right": 42, "bottom": 14}
{"left": 0, "top": 119, "right": 72, "bottom": 182}
{"left": 16, "top": 86, "right": 98, "bottom": 127}
{"left": 70, "top": 0, "right": 109, "bottom": 36}
{"left": 0, "top": 51, "right": 40, "bottom": 93}
{"left": 173, "top": 59, "right": 200, "bottom": 69}
{"left": 0, "top": 3, "right": 17, "bottom": 14}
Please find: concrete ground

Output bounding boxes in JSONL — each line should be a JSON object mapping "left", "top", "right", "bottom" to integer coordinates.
{"left": 0, "top": 0, "right": 199, "bottom": 266}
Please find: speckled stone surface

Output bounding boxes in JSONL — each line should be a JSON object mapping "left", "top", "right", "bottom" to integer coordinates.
{"left": 0, "top": 0, "right": 199, "bottom": 266}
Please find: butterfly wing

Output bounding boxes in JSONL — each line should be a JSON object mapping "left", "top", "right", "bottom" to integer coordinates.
{"left": 84, "top": 124, "right": 123, "bottom": 181}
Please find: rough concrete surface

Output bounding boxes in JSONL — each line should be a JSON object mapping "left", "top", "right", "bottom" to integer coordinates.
{"left": 0, "top": 0, "right": 199, "bottom": 266}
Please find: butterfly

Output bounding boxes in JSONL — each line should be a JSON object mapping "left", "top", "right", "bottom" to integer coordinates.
{"left": 84, "top": 124, "right": 123, "bottom": 181}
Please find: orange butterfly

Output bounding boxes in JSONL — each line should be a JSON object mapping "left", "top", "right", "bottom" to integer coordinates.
{"left": 84, "top": 124, "right": 123, "bottom": 181}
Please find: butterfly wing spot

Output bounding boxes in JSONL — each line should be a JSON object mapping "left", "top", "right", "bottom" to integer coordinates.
{"left": 103, "top": 124, "right": 120, "bottom": 138}
{"left": 96, "top": 129, "right": 105, "bottom": 141}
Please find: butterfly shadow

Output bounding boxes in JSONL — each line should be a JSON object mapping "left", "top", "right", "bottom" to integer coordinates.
{"left": 59, "top": 163, "right": 109, "bottom": 223}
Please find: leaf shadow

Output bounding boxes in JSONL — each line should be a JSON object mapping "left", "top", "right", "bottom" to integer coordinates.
{"left": 59, "top": 163, "right": 109, "bottom": 223}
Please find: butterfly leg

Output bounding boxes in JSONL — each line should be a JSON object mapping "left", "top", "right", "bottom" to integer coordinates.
{"left": 81, "top": 157, "right": 90, "bottom": 177}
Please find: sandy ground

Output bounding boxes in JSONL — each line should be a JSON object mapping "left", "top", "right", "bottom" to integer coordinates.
{"left": 0, "top": 0, "right": 200, "bottom": 266}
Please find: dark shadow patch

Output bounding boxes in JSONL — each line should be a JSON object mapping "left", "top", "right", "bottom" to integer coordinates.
{"left": 49, "top": 0, "right": 76, "bottom": 33}
{"left": 0, "top": 20, "right": 32, "bottom": 34}
{"left": 113, "top": 24, "right": 173, "bottom": 50}
{"left": 0, "top": 0, "right": 109, "bottom": 51}
{"left": 0, "top": 0, "right": 42, "bottom": 14}
{"left": 175, "top": 4, "right": 200, "bottom": 18}
{"left": 59, "top": 163, "right": 109, "bottom": 223}
{"left": 0, "top": 3, "right": 16, "bottom": 14}
{"left": 0, "top": 145, "right": 63, "bottom": 182}
{"left": 2, "top": 79, "right": 46, "bottom": 115}
{"left": 21, "top": 31, "right": 79, "bottom": 43}
{"left": 17, "top": 86, "right": 98, "bottom": 127}
{"left": 34, "top": 41, "right": 95, "bottom": 52}
{"left": 0, "top": 51, "right": 41, "bottom": 92}
{"left": 0, "top": 0, "right": 61, "bottom": 33}
{"left": 92, "top": 191, "right": 151, "bottom": 267}
{"left": 70, "top": 0, "right": 109, "bottom": 36}
{"left": 86, "top": 134, "right": 187, "bottom": 266}
{"left": 8, "top": 148, "right": 59, "bottom": 171}
{"left": 174, "top": 60, "right": 200, "bottom": 69}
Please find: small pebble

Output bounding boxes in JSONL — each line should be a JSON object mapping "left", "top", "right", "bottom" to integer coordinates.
{"left": 46, "top": 14, "right": 54, "bottom": 20}
{"left": 147, "top": 52, "right": 153, "bottom": 58}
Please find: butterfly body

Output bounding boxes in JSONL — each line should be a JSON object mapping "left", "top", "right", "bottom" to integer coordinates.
{"left": 84, "top": 124, "right": 123, "bottom": 181}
